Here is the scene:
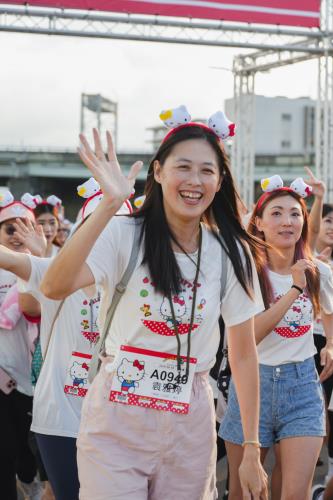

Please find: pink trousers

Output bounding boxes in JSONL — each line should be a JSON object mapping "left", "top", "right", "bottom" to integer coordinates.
{"left": 77, "top": 357, "right": 218, "bottom": 500}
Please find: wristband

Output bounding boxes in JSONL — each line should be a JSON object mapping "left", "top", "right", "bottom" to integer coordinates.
{"left": 242, "top": 440, "right": 261, "bottom": 448}
{"left": 291, "top": 284, "right": 303, "bottom": 294}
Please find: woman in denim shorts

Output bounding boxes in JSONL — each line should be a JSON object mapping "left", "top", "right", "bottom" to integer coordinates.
{"left": 220, "top": 177, "right": 333, "bottom": 499}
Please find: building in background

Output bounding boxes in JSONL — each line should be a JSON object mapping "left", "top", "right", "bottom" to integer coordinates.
{"left": 225, "top": 95, "right": 316, "bottom": 199}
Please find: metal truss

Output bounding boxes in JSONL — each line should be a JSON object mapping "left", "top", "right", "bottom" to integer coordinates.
{"left": 1, "top": 3, "right": 333, "bottom": 202}
{"left": 0, "top": 4, "right": 331, "bottom": 53}
{"left": 315, "top": 0, "right": 333, "bottom": 202}
{"left": 232, "top": 70, "right": 255, "bottom": 209}
{"left": 232, "top": 0, "right": 333, "bottom": 205}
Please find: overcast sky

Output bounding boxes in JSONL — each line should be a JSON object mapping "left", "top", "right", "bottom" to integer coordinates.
{"left": 0, "top": 30, "right": 318, "bottom": 152}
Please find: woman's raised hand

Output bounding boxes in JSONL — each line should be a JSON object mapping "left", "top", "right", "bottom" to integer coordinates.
{"left": 304, "top": 166, "right": 326, "bottom": 200}
{"left": 78, "top": 129, "right": 143, "bottom": 206}
{"left": 13, "top": 218, "right": 47, "bottom": 257}
{"left": 291, "top": 259, "right": 316, "bottom": 290}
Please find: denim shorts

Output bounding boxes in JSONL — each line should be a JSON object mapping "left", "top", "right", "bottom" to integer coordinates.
{"left": 219, "top": 356, "right": 325, "bottom": 448}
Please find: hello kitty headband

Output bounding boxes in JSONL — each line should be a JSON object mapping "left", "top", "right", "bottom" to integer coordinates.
{"left": 76, "top": 177, "right": 133, "bottom": 221}
{"left": 0, "top": 190, "right": 35, "bottom": 212}
{"left": 21, "top": 193, "right": 62, "bottom": 210}
{"left": 257, "top": 175, "right": 313, "bottom": 210}
{"left": 159, "top": 105, "right": 236, "bottom": 143}
{"left": 0, "top": 191, "right": 36, "bottom": 223}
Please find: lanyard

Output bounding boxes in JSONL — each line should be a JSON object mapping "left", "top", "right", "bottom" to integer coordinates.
{"left": 168, "top": 226, "right": 202, "bottom": 377}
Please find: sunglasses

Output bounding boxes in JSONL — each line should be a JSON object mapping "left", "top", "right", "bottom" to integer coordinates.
{"left": 57, "top": 228, "right": 70, "bottom": 235}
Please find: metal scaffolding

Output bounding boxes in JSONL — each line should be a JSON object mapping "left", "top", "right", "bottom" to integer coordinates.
{"left": 0, "top": 2, "right": 332, "bottom": 202}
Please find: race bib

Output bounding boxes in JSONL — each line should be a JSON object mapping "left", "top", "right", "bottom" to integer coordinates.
{"left": 109, "top": 345, "right": 197, "bottom": 414}
{"left": 64, "top": 351, "right": 92, "bottom": 398}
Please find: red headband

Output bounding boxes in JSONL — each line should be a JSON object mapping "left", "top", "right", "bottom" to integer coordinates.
{"left": 256, "top": 187, "right": 296, "bottom": 211}
{"left": 162, "top": 122, "right": 220, "bottom": 144}
{"left": 81, "top": 190, "right": 102, "bottom": 220}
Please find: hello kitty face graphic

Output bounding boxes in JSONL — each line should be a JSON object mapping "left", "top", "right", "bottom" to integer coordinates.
{"left": 138, "top": 276, "right": 205, "bottom": 337}
{"left": 117, "top": 358, "right": 145, "bottom": 394}
{"left": 274, "top": 292, "right": 312, "bottom": 339}
{"left": 160, "top": 296, "right": 186, "bottom": 329}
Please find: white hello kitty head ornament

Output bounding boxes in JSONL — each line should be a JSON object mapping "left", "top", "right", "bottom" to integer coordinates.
{"left": 0, "top": 191, "right": 36, "bottom": 223}
{"left": 159, "top": 105, "right": 236, "bottom": 142}
{"left": 76, "top": 177, "right": 133, "bottom": 223}
{"left": 21, "top": 193, "right": 62, "bottom": 212}
{"left": 257, "top": 175, "right": 312, "bottom": 209}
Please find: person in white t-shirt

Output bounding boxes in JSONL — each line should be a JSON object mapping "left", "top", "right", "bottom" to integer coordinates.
{"left": 4, "top": 181, "right": 132, "bottom": 500}
{"left": 40, "top": 112, "right": 268, "bottom": 500}
{"left": 220, "top": 176, "right": 333, "bottom": 499}
{"left": 0, "top": 194, "right": 43, "bottom": 500}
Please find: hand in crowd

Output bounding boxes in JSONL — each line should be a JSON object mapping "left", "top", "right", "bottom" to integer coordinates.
{"left": 291, "top": 258, "right": 316, "bottom": 290}
{"left": 319, "top": 344, "right": 333, "bottom": 382}
{"left": 304, "top": 166, "right": 326, "bottom": 199}
{"left": 239, "top": 448, "right": 268, "bottom": 500}
{"left": 77, "top": 129, "right": 143, "bottom": 206}
{"left": 13, "top": 217, "right": 47, "bottom": 257}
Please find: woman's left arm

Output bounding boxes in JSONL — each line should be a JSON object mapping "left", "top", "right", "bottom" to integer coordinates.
{"left": 305, "top": 167, "right": 326, "bottom": 252}
{"left": 228, "top": 317, "right": 268, "bottom": 500}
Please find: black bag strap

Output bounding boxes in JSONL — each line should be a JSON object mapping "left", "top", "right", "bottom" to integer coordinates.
{"left": 219, "top": 235, "right": 228, "bottom": 304}
{"left": 89, "top": 221, "right": 142, "bottom": 382}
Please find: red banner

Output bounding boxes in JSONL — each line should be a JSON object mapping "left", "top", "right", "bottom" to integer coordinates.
{"left": 2, "top": 1, "right": 321, "bottom": 27}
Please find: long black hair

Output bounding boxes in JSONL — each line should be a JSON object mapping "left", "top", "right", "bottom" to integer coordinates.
{"left": 33, "top": 202, "right": 59, "bottom": 220}
{"left": 131, "top": 124, "right": 264, "bottom": 297}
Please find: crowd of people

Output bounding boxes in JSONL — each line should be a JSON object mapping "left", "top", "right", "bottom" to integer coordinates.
{"left": 1, "top": 107, "right": 333, "bottom": 500}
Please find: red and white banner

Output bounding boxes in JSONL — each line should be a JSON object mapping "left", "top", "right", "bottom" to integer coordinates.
{"left": 2, "top": 1, "right": 321, "bottom": 27}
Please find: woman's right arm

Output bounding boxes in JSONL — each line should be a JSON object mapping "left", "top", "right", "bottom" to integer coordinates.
{"left": 40, "top": 198, "right": 122, "bottom": 299}
{"left": 254, "top": 259, "right": 315, "bottom": 343}
{"left": 40, "top": 129, "right": 142, "bottom": 300}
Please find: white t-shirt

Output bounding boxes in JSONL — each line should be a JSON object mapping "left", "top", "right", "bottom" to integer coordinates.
{"left": 25, "top": 256, "right": 100, "bottom": 438}
{"left": 257, "top": 259, "right": 333, "bottom": 365}
{"left": 0, "top": 269, "right": 34, "bottom": 396}
{"left": 86, "top": 217, "right": 264, "bottom": 372}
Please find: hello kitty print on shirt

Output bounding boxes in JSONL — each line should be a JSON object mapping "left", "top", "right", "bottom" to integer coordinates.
{"left": 64, "top": 351, "right": 92, "bottom": 398}
{"left": 117, "top": 358, "right": 145, "bottom": 394}
{"left": 70, "top": 361, "right": 89, "bottom": 388}
{"left": 138, "top": 277, "right": 205, "bottom": 336}
{"left": 80, "top": 294, "right": 101, "bottom": 346}
{"left": 274, "top": 292, "right": 313, "bottom": 339}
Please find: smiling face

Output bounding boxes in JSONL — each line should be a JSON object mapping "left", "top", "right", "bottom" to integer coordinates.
{"left": 0, "top": 218, "right": 27, "bottom": 252}
{"left": 255, "top": 194, "right": 304, "bottom": 250}
{"left": 317, "top": 211, "right": 333, "bottom": 249}
{"left": 153, "top": 139, "right": 222, "bottom": 225}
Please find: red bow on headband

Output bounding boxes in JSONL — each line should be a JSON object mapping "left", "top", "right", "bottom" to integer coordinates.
{"left": 292, "top": 306, "right": 301, "bottom": 313}
{"left": 133, "top": 360, "right": 144, "bottom": 371}
{"left": 173, "top": 296, "right": 185, "bottom": 306}
{"left": 82, "top": 363, "right": 89, "bottom": 371}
